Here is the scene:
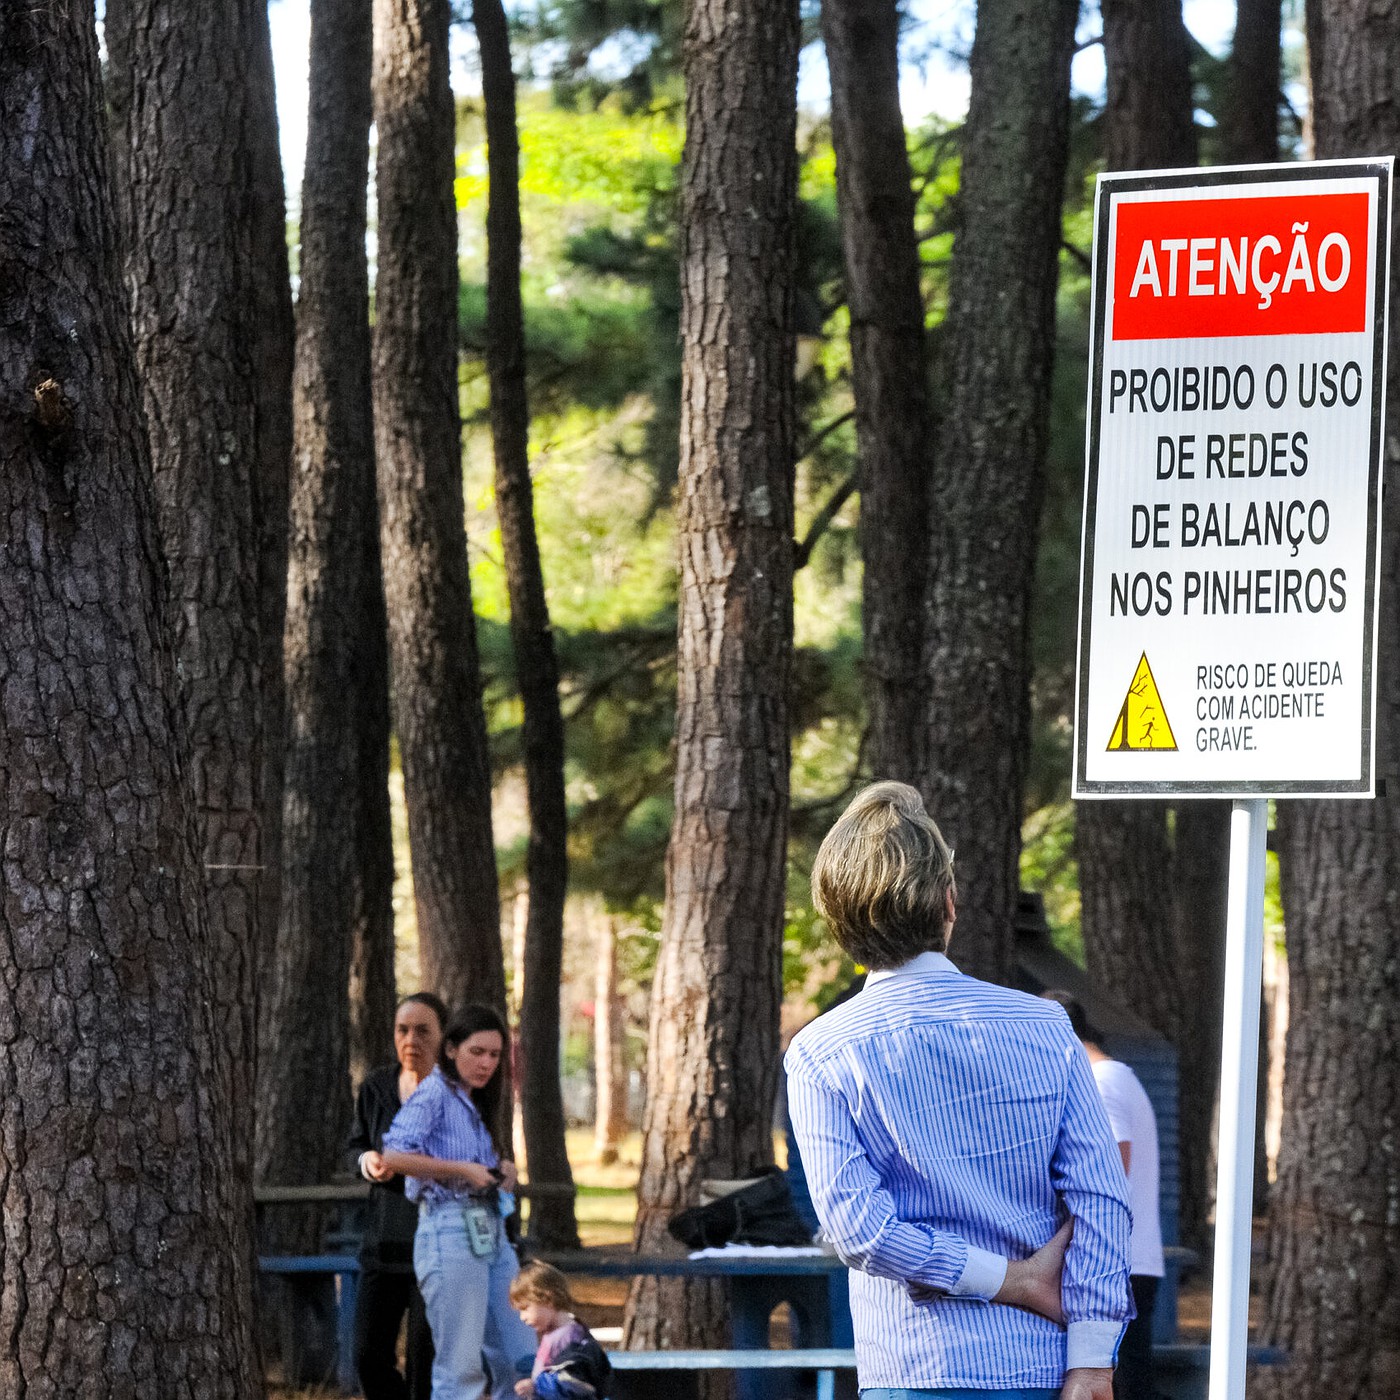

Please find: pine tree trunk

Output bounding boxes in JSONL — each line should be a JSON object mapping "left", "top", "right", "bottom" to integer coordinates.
{"left": 372, "top": 0, "right": 505, "bottom": 1016}
{"left": 1169, "top": 803, "right": 1228, "bottom": 1250}
{"left": 348, "top": 667, "right": 397, "bottom": 1084}
{"left": 105, "top": 0, "right": 265, "bottom": 1202}
{"left": 1221, "top": 0, "right": 1283, "bottom": 166}
{"left": 1077, "top": 802, "right": 1175, "bottom": 999}
{"left": 249, "top": 0, "right": 295, "bottom": 1049}
{"left": 822, "top": 0, "right": 931, "bottom": 784}
{"left": 1077, "top": 0, "right": 1229, "bottom": 1254}
{"left": 1100, "top": 0, "right": 1198, "bottom": 171}
{"left": 593, "top": 911, "right": 628, "bottom": 1166}
{"left": 257, "top": 0, "right": 376, "bottom": 1205}
{"left": 1216, "top": 4, "right": 1284, "bottom": 1217}
{"left": 623, "top": 0, "right": 800, "bottom": 1357}
{"left": 0, "top": 6, "right": 258, "bottom": 1391}
{"left": 473, "top": 0, "right": 579, "bottom": 1249}
{"left": 1260, "top": 6, "right": 1400, "bottom": 1393}
{"left": 918, "top": 0, "right": 1078, "bottom": 984}
{"left": 349, "top": 292, "right": 396, "bottom": 1084}
{"left": 347, "top": 418, "right": 397, "bottom": 1088}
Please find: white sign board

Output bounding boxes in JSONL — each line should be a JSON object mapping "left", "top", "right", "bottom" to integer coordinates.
{"left": 1074, "top": 160, "right": 1392, "bottom": 798}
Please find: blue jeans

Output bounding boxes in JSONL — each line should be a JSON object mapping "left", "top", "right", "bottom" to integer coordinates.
{"left": 861, "top": 1391, "right": 1059, "bottom": 1399}
{"left": 414, "top": 1202, "right": 536, "bottom": 1400}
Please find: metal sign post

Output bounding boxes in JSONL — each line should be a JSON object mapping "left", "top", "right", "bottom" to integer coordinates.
{"left": 1207, "top": 799, "right": 1268, "bottom": 1400}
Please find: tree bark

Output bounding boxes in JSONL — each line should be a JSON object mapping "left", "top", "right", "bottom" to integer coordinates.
{"left": 822, "top": 0, "right": 931, "bottom": 784}
{"left": 348, "top": 277, "right": 396, "bottom": 1085}
{"left": 0, "top": 5, "right": 258, "bottom": 1392}
{"left": 257, "top": 0, "right": 377, "bottom": 1205}
{"left": 1260, "top": 6, "right": 1400, "bottom": 1394}
{"left": 348, "top": 612, "right": 397, "bottom": 1089}
{"left": 473, "top": 0, "right": 579, "bottom": 1249}
{"left": 1100, "top": 0, "right": 1198, "bottom": 172}
{"left": 105, "top": 0, "right": 265, "bottom": 1209}
{"left": 1221, "top": 0, "right": 1283, "bottom": 166}
{"left": 1217, "top": 0, "right": 1285, "bottom": 1224}
{"left": 249, "top": 0, "right": 296, "bottom": 1056}
{"left": 917, "top": 0, "right": 1078, "bottom": 984}
{"left": 372, "top": 0, "right": 505, "bottom": 1017}
{"left": 593, "top": 910, "right": 628, "bottom": 1166}
{"left": 1077, "top": 800, "right": 1226, "bottom": 1253}
{"left": 623, "top": 0, "right": 800, "bottom": 1356}
{"left": 1077, "top": 0, "right": 1227, "bottom": 1254}
{"left": 1169, "top": 803, "right": 1228, "bottom": 1249}
{"left": 1077, "top": 802, "right": 1175, "bottom": 1000}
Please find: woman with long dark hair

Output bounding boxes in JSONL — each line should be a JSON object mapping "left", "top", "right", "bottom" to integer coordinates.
{"left": 381, "top": 1004, "right": 535, "bottom": 1400}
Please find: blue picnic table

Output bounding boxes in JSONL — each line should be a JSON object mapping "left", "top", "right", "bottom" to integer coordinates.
{"left": 543, "top": 1249, "right": 853, "bottom": 1400}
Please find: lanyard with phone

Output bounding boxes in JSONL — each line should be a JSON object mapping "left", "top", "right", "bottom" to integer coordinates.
{"left": 462, "top": 1201, "right": 496, "bottom": 1256}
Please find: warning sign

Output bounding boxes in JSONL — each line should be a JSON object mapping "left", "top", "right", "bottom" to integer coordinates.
{"left": 1107, "top": 654, "right": 1177, "bottom": 752}
{"left": 1073, "top": 160, "right": 1392, "bottom": 798}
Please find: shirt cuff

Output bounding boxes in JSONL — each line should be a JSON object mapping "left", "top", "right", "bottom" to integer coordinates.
{"left": 948, "top": 1246, "right": 1008, "bottom": 1300}
{"left": 1066, "top": 1320, "right": 1126, "bottom": 1371}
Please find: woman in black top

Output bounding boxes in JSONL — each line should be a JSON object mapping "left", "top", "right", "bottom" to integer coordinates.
{"left": 347, "top": 992, "right": 450, "bottom": 1400}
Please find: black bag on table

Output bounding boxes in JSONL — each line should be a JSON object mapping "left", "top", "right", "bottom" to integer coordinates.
{"left": 666, "top": 1168, "right": 815, "bottom": 1250}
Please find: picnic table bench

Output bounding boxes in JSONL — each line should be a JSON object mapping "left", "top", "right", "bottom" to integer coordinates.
{"left": 608, "top": 1347, "right": 855, "bottom": 1400}
{"left": 543, "top": 1249, "right": 852, "bottom": 1400}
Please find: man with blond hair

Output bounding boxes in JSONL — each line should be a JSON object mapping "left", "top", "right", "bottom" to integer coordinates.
{"left": 786, "top": 782, "right": 1131, "bottom": 1400}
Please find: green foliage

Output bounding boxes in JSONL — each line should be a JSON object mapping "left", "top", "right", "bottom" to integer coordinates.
{"left": 1021, "top": 802, "right": 1083, "bottom": 965}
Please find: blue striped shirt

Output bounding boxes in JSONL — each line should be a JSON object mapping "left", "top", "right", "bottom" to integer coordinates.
{"left": 785, "top": 951, "right": 1132, "bottom": 1390}
{"left": 382, "top": 1066, "right": 500, "bottom": 1206}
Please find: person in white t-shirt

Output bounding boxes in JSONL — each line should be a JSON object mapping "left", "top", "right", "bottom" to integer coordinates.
{"left": 1042, "top": 991, "right": 1164, "bottom": 1400}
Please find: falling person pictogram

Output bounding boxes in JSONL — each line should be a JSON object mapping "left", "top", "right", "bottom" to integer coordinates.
{"left": 1106, "top": 652, "right": 1178, "bottom": 751}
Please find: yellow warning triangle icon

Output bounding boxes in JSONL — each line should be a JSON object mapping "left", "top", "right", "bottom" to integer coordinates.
{"left": 1106, "top": 652, "right": 1177, "bottom": 752}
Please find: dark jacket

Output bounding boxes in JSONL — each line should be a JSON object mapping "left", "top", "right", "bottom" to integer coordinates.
{"left": 533, "top": 1319, "right": 612, "bottom": 1400}
{"left": 346, "top": 1063, "right": 420, "bottom": 1272}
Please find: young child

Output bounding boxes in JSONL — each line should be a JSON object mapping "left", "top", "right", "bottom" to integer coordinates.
{"left": 510, "top": 1261, "right": 613, "bottom": 1400}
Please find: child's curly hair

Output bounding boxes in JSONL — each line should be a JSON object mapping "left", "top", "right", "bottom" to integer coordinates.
{"left": 509, "top": 1260, "right": 574, "bottom": 1311}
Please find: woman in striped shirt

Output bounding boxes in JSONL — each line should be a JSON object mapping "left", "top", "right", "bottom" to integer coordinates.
{"left": 382, "top": 1004, "right": 536, "bottom": 1400}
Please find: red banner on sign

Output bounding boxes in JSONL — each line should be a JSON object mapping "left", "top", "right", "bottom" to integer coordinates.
{"left": 1111, "top": 191, "right": 1371, "bottom": 340}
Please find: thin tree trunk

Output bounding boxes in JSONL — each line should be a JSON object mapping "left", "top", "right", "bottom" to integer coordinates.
{"left": 1078, "top": 799, "right": 1227, "bottom": 1253}
{"left": 1217, "top": 0, "right": 1285, "bottom": 1220}
{"left": 348, "top": 667, "right": 397, "bottom": 1086}
{"left": 257, "top": 0, "right": 376, "bottom": 1207}
{"left": 105, "top": 0, "right": 265, "bottom": 1224}
{"left": 623, "top": 0, "right": 800, "bottom": 1357}
{"left": 1077, "top": 802, "right": 1175, "bottom": 998}
{"left": 1100, "top": 0, "right": 1198, "bottom": 171}
{"left": 349, "top": 316, "right": 396, "bottom": 1082}
{"left": 372, "top": 0, "right": 505, "bottom": 1018}
{"left": 473, "top": 0, "right": 579, "bottom": 1249}
{"left": 249, "top": 0, "right": 296, "bottom": 1066}
{"left": 1221, "top": 0, "right": 1283, "bottom": 165}
{"left": 1078, "top": 0, "right": 1228, "bottom": 1255}
{"left": 593, "top": 911, "right": 628, "bottom": 1165}
{"left": 0, "top": 5, "right": 258, "bottom": 1391}
{"left": 1170, "top": 803, "right": 1228, "bottom": 1251}
{"left": 822, "top": 0, "right": 931, "bottom": 784}
{"left": 1261, "top": 6, "right": 1400, "bottom": 1393}
{"left": 918, "top": 0, "right": 1078, "bottom": 984}
{"left": 1078, "top": 798, "right": 1225, "bottom": 1249}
